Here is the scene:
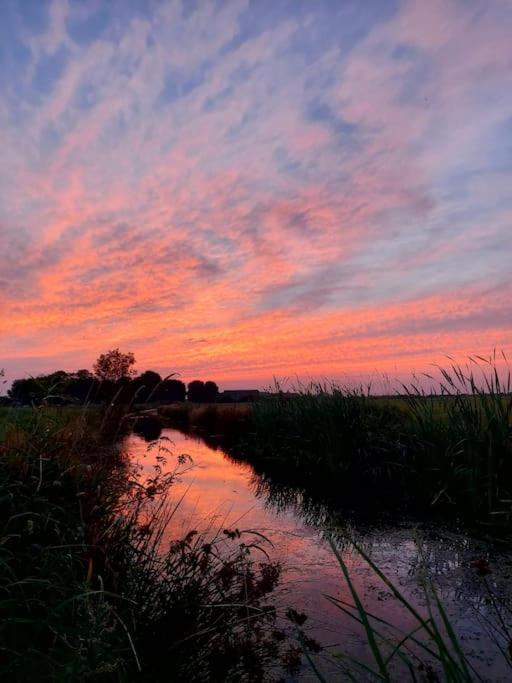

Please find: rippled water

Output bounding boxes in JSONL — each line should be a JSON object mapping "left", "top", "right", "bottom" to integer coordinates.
{"left": 125, "top": 428, "right": 512, "bottom": 681}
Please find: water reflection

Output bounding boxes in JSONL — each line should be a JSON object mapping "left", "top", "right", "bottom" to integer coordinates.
{"left": 125, "top": 427, "right": 512, "bottom": 680}
{"left": 132, "top": 414, "right": 163, "bottom": 442}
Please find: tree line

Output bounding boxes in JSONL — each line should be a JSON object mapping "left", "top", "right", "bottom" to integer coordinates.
{"left": 3, "top": 349, "right": 219, "bottom": 406}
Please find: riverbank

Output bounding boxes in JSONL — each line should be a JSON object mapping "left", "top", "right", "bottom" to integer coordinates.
{"left": 0, "top": 405, "right": 298, "bottom": 681}
{"left": 158, "top": 360, "right": 512, "bottom": 535}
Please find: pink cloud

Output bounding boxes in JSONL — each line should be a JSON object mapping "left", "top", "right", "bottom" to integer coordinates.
{"left": 1, "top": 0, "right": 511, "bottom": 387}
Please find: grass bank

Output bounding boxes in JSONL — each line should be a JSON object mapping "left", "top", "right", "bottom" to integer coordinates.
{"left": 0, "top": 404, "right": 303, "bottom": 681}
{"left": 160, "top": 357, "right": 512, "bottom": 530}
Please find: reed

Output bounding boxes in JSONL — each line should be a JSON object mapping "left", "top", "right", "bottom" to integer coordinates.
{"left": 313, "top": 538, "right": 512, "bottom": 682}
{"left": 243, "top": 354, "right": 512, "bottom": 526}
{"left": 401, "top": 352, "right": 512, "bottom": 520}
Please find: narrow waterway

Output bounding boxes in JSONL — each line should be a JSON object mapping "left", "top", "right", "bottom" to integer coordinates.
{"left": 125, "top": 428, "right": 512, "bottom": 680}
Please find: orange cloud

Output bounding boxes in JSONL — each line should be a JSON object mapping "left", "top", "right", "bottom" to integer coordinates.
{"left": 1, "top": 0, "right": 511, "bottom": 387}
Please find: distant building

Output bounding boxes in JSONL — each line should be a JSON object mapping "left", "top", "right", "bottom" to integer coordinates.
{"left": 220, "top": 389, "right": 260, "bottom": 403}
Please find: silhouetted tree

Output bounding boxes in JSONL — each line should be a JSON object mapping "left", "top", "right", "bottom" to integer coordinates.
{"left": 113, "top": 375, "right": 135, "bottom": 405}
{"left": 41, "top": 371, "right": 71, "bottom": 404}
{"left": 6, "top": 360, "right": 216, "bottom": 408}
{"left": 187, "top": 380, "right": 205, "bottom": 402}
{"left": 9, "top": 378, "right": 33, "bottom": 404}
{"left": 187, "top": 380, "right": 219, "bottom": 403}
{"left": 93, "top": 349, "right": 136, "bottom": 382}
{"left": 67, "top": 369, "right": 97, "bottom": 403}
{"left": 158, "top": 378, "right": 186, "bottom": 402}
{"left": 8, "top": 372, "right": 69, "bottom": 405}
{"left": 133, "top": 370, "right": 162, "bottom": 402}
{"left": 96, "top": 379, "right": 116, "bottom": 404}
{"left": 76, "top": 369, "right": 92, "bottom": 378}
{"left": 203, "top": 381, "right": 219, "bottom": 402}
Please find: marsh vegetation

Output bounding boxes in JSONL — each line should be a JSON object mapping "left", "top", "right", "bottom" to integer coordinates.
{"left": 0, "top": 405, "right": 300, "bottom": 681}
{"left": 1, "top": 353, "right": 511, "bottom": 680}
{"left": 164, "top": 355, "right": 512, "bottom": 530}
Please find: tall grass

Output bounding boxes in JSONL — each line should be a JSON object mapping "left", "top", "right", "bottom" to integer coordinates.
{"left": 0, "top": 403, "right": 295, "bottom": 680}
{"left": 306, "top": 538, "right": 512, "bottom": 682}
{"left": 0, "top": 404, "right": 126, "bottom": 680}
{"left": 231, "top": 355, "right": 512, "bottom": 526}
{"left": 252, "top": 383, "right": 404, "bottom": 497}
{"left": 402, "top": 353, "right": 512, "bottom": 521}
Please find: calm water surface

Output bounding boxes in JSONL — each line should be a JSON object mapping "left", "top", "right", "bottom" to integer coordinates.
{"left": 125, "top": 428, "right": 512, "bottom": 681}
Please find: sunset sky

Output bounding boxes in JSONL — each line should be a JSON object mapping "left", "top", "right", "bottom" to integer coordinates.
{"left": 1, "top": 0, "right": 511, "bottom": 389}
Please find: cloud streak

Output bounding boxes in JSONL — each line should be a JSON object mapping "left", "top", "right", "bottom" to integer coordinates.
{"left": 1, "top": 0, "right": 511, "bottom": 386}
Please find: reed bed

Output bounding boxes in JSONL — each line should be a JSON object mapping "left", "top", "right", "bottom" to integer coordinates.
{"left": 243, "top": 356, "right": 511, "bottom": 525}
{"left": 167, "top": 356, "right": 512, "bottom": 528}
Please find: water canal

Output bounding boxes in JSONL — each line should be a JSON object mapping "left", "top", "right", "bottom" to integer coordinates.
{"left": 125, "top": 428, "right": 512, "bottom": 680}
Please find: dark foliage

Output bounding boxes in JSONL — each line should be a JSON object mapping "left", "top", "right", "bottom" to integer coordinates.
{"left": 93, "top": 348, "right": 136, "bottom": 382}
{"left": 0, "top": 408, "right": 293, "bottom": 681}
{"left": 156, "top": 378, "right": 186, "bottom": 402}
{"left": 187, "top": 380, "right": 219, "bottom": 403}
{"left": 7, "top": 371, "right": 186, "bottom": 407}
{"left": 132, "top": 370, "right": 162, "bottom": 402}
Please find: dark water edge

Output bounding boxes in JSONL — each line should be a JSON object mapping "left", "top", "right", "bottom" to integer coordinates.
{"left": 126, "top": 426, "right": 512, "bottom": 681}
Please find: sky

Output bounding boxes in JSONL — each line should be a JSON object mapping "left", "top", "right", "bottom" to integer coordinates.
{"left": 1, "top": 0, "right": 511, "bottom": 390}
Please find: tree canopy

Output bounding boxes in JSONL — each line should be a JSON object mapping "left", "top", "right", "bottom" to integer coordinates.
{"left": 187, "top": 380, "right": 219, "bottom": 403}
{"left": 93, "top": 349, "right": 136, "bottom": 382}
{"left": 5, "top": 351, "right": 218, "bottom": 406}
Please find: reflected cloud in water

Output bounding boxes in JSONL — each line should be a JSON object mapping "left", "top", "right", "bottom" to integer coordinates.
{"left": 124, "top": 427, "right": 512, "bottom": 679}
